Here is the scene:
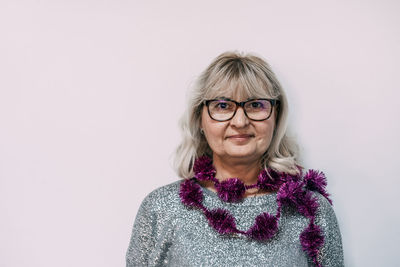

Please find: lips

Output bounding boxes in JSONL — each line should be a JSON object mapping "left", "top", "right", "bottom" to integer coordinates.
{"left": 227, "top": 134, "right": 254, "bottom": 139}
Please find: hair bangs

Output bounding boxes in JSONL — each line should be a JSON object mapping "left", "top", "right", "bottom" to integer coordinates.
{"left": 203, "top": 62, "right": 278, "bottom": 101}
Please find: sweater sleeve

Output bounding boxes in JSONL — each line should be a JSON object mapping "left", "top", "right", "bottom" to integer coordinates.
{"left": 126, "top": 185, "right": 178, "bottom": 267}
{"left": 126, "top": 194, "right": 156, "bottom": 267}
{"left": 315, "top": 194, "right": 345, "bottom": 267}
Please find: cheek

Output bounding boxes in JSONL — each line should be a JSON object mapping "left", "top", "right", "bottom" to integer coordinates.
{"left": 204, "top": 123, "right": 226, "bottom": 145}
{"left": 201, "top": 109, "right": 225, "bottom": 145}
{"left": 257, "top": 122, "right": 275, "bottom": 148}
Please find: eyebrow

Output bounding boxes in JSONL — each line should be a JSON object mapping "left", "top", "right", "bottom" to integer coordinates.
{"left": 214, "top": 97, "right": 232, "bottom": 101}
{"left": 214, "top": 97, "right": 255, "bottom": 101}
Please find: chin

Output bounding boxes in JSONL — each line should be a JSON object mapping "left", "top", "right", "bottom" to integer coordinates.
{"left": 226, "top": 150, "right": 257, "bottom": 159}
{"left": 226, "top": 144, "right": 255, "bottom": 155}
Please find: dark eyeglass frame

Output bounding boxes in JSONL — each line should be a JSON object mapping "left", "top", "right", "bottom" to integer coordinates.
{"left": 203, "top": 98, "right": 280, "bottom": 122}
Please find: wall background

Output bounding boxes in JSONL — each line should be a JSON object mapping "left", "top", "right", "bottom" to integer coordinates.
{"left": 1, "top": 0, "right": 399, "bottom": 266}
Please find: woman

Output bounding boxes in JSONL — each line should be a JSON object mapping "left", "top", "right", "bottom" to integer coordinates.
{"left": 126, "top": 52, "right": 344, "bottom": 266}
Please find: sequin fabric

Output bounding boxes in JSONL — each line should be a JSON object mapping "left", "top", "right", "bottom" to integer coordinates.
{"left": 126, "top": 180, "right": 344, "bottom": 267}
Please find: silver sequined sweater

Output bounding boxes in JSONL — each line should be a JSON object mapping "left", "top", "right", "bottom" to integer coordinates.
{"left": 126, "top": 180, "right": 344, "bottom": 267}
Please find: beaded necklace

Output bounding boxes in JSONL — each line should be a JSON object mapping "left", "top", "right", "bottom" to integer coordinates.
{"left": 179, "top": 155, "right": 333, "bottom": 267}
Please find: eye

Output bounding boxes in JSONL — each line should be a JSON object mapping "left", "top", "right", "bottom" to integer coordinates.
{"left": 217, "top": 102, "right": 229, "bottom": 109}
{"left": 245, "top": 100, "right": 272, "bottom": 113}
{"left": 247, "top": 100, "right": 266, "bottom": 109}
{"left": 211, "top": 100, "right": 234, "bottom": 110}
{"left": 251, "top": 101, "right": 264, "bottom": 108}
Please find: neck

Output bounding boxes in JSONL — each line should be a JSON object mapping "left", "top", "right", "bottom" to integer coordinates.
{"left": 212, "top": 154, "right": 261, "bottom": 185}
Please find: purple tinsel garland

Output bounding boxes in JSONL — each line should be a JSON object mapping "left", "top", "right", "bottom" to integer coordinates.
{"left": 193, "top": 155, "right": 286, "bottom": 202}
{"left": 179, "top": 156, "right": 333, "bottom": 266}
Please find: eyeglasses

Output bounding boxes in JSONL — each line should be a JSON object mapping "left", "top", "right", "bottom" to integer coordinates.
{"left": 204, "top": 98, "right": 279, "bottom": 122}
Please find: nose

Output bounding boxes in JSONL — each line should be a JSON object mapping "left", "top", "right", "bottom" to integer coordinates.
{"left": 230, "top": 107, "right": 249, "bottom": 128}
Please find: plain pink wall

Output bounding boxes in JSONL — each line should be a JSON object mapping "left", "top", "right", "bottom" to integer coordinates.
{"left": 1, "top": 1, "right": 399, "bottom": 266}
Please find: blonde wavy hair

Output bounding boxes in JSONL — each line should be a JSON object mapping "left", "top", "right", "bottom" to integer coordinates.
{"left": 174, "top": 51, "right": 300, "bottom": 178}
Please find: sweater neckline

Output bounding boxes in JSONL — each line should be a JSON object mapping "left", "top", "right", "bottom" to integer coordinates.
{"left": 197, "top": 180, "right": 277, "bottom": 206}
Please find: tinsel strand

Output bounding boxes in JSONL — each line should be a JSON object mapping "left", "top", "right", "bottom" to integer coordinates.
{"left": 180, "top": 155, "right": 333, "bottom": 266}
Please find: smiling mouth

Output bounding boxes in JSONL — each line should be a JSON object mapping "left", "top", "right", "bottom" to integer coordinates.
{"left": 227, "top": 134, "right": 254, "bottom": 139}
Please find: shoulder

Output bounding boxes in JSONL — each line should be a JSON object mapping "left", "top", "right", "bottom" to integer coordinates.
{"left": 313, "top": 191, "right": 342, "bottom": 240}
{"left": 127, "top": 180, "right": 184, "bottom": 266}
{"left": 312, "top": 194, "right": 345, "bottom": 265}
{"left": 144, "top": 180, "right": 182, "bottom": 203}
{"left": 313, "top": 192, "right": 338, "bottom": 224}
{"left": 138, "top": 180, "right": 183, "bottom": 216}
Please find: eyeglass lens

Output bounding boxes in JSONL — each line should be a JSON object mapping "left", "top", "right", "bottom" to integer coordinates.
{"left": 208, "top": 99, "right": 272, "bottom": 121}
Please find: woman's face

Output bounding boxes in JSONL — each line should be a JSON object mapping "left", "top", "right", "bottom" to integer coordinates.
{"left": 201, "top": 96, "right": 276, "bottom": 164}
